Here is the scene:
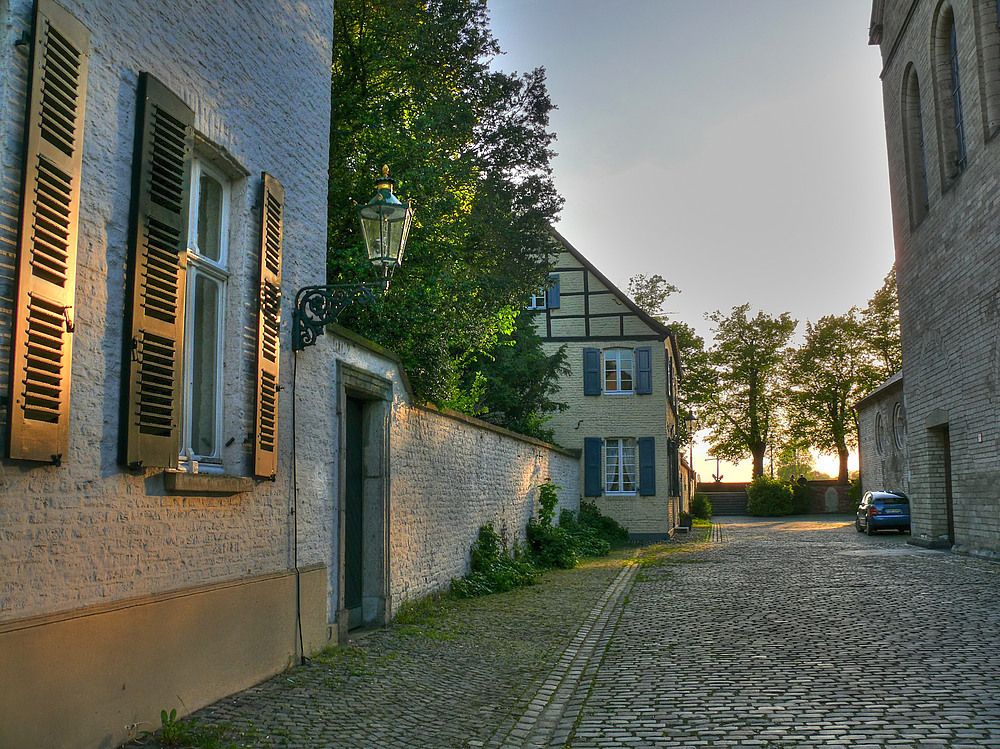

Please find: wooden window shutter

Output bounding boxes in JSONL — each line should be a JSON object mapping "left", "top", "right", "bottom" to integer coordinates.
{"left": 121, "top": 73, "right": 192, "bottom": 469}
{"left": 584, "top": 437, "right": 603, "bottom": 497}
{"left": 546, "top": 274, "right": 560, "bottom": 309}
{"left": 255, "top": 173, "right": 283, "bottom": 478}
{"left": 638, "top": 436, "right": 656, "bottom": 496}
{"left": 583, "top": 348, "right": 601, "bottom": 395}
{"left": 635, "top": 346, "right": 652, "bottom": 394}
{"left": 9, "top": 0, "right": 90, "bottom": 463}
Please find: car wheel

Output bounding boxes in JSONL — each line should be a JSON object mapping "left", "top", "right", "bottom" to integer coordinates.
{"left": 866, "top": 522, "right": 875, "bottom": 536}
{"left": 855, "top": 519, "right": 863, "bottom": 533}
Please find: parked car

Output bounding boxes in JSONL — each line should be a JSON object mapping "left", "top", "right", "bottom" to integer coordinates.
{"left": 856, "top": 490, "right": 911, "bottom": 535}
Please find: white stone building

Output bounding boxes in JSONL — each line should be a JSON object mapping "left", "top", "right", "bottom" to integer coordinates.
{"left": 0, "top": 1, "right": 338, "bottom": 745}
{"left": 869, "top": 0, "right": 1000, "bottom": 556}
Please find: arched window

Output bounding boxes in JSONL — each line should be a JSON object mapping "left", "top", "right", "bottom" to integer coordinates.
{"left": 902, "top": 64, "right": 930, "bottom": 226}
{"left": 893, "top": 402, "right": 907, "bottom": 450}
{"left": 933, "top": 5, "right": 969, "bottom": 183}
{"left": 875, "top": 411, "right": 886, "bottom": 457}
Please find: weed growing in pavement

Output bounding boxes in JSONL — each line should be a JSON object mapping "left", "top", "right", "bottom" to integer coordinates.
{"left": 451, "top": 524, "right": 537, "bottom": 598}
{"left": 133, "top": 708, "right": 245, "bottom": 749}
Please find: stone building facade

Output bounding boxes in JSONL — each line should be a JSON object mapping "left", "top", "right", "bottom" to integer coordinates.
{"left": 869, "top": 0, "right": 1000, "bottom": 555}
{"left": 532, "top": 229, "right": 683, "bottom": 539}
{"left": 856, "top": 370, "right": 910, "bottom": 496}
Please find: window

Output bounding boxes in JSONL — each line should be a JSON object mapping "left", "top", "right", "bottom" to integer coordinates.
{"left": 893, "top": 402, "right": 906, "bottom": 449}
{"left": 949, "top": 22, "right": 968, "bottom": 172}
{"left": 179, "top": 158, "right": 231, "bottom": 472}
{"left": 875, "top": 411, "right": 886, "bottom": 456}
{"left": 526, "top": 274, "right": 558, "bottom": 310}
{"left": 527, "top": 290, "right": 546, "bottom": 310}
{"left": 605, "top": 438, "right": 637, "bottom": 494}
{"left": 122, "top": 73, "right": 283, "bottom": 479}
{"left": 902, "top": 64, "right": 929, "bottom": 226}
{"left": 604, "top": 349, "right": 634, "bottom": 393}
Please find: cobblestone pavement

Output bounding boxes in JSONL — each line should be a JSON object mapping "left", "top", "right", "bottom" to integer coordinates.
{"left": 137, "top": 518, "right": 1000, "bottom": 748}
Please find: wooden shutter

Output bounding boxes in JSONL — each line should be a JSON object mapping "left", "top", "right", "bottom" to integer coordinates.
{"left": 255, "top": 173, "right": 283, "bottom": 478}
{"left": 121, "top": 73, "right": 192, "bottom": 468}
{"left": 584, "top": 437, "right": 603, "bottom": 497}
{"left": 638, "top": 436, "right": 656, "bottom": 496}
{"left": 546, "top": 274, "right": 560, "bottom": 309}
{"left": 583, "top": 348, "right": 601, "bottom": 395}
{"left": 635, "top": 346, "right": 652, "bottom": 394}
{"left": 9, "top": 0, "right": 90, "bottom": 463}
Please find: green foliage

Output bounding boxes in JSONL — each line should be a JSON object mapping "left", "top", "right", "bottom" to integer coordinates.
{"left": 141, "top": 708, "right": 240, "bottom": 749}
{"left": 526, "top": 518, "right": 577, "bottom": 569}
{"left": 691, "top": 492, "right": 712, "bottom": 520}
{"left": 451, "top": 524, "right": 536, "bottom": 598}
{"left": 626, "top": 273, "right": 678, "bottom": 325}
{"left": 329, "top": 0, "right": 563, "bottom": 412}
{"left": 861, "top": 264, "right": 901, "bottom": 377}
{"left": 746, "top": 476, "right": 793, "bottom": 517}
{"left": 790, "top": 481, "right": 812, "bottom": 514}
{"left": 577, "top": 501, "right": 630, "bottom": 548}
{"left": 786, "top": 310, "right": 876, "bottom": 484}
{"left": 469, "top": 313, "right": 569, "bottom": 441}
{"left": 701, "top": 304, "right": 797, "bottom": 479}
{"left": 536, "top": 478, "right": 559, "bottom": 526}
{"left": 849, "top": 478, "right": 863, "bottom": 505}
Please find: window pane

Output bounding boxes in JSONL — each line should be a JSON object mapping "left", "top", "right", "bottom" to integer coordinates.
{"left": 606, "top": 440, "right": 620, "bottom": 492}
{"left": 198, "top": 173, "right": 224, "bottom": 261}
{"left": 621, "top": 440, "right": 637, "bottom": 492}
{"left": 191, "top": 273, "right": 220, "bottom": 457}
{"left": 605, "top": 355, "right": 618, "bottom": 391}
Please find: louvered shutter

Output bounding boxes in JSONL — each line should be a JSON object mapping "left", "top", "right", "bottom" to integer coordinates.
{"left": 583, "top": 348, "right": 601, "bottom": 395}
{"left": 638, "top": 437, "right": 656, "bottom": 496}
{"left": 546, "top": 274, "right": 560, "bottom": 309}
{"left": 121, "top": 74, "right": 192, "bottom": 468}
{"left": 584, "top": 437, "right": 603, "bottom": 497}
{"left": 9, "top": 0, "right": 90, "bottom": 463}
{"left": 635, "top": 346, "right": 652, "bottom": 394}
{"left": 255, "top": 173, "right": 283, "bottom": 478}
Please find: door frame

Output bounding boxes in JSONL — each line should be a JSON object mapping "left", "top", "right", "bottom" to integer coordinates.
{"left": 334, "top": 362, "right": 392, "bottom": 641}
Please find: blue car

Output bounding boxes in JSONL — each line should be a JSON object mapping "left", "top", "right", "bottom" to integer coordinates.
{"left": 856, "top": 490, "right": 911, "bottom": 535}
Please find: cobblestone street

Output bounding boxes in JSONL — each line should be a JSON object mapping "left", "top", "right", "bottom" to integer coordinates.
{"left": 143, "top": 518, "right": 1000, "bottom": 748}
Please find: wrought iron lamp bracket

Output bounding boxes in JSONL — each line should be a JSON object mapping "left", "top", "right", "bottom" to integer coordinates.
{"left": 292, "top": 278, "right": 389, "bottom": 351}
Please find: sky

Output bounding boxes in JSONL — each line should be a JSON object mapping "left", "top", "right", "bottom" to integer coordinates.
{"left": 487, "top": 0, "right": 892, "bottom": 481}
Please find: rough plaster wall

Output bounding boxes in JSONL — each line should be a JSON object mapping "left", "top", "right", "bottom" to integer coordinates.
{"left": 0, "top": 0, "right": 336, "bottom": 622}
{"left": 324, "top": 331, "right": 580, "bottom": 611}
{"left": 877, "top": 0, "right": 1000, "bottom": 555}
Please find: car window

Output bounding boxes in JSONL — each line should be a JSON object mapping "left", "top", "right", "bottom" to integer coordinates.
{"left": 876, "top": 494, "right": 909, "bottom": 504}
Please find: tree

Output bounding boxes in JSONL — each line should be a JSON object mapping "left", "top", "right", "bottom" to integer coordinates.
{"left": 328, "top": 0, "right": 563, "bottom": 410}
{"left": 464, "top": 311, "right": 569, "bottom": 442}
{"left": 861, "top": 264, "right": 901, "bottom": 377}
{"left": 701, "top": 304, "right": 797, "bottom": 479}
{"left": 626, "top": 274, "right": 678, "bottom": 325}
{"left": 786, "top": 310, "right": 878, "bottom": 484}
{"left": 773, "top": 440, "right": 815, "bottom": 482}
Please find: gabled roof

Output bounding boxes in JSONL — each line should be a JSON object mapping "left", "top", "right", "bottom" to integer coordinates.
{"left": 854, "top": 369, "right": 902, "bottom": 410}
{"left": 548, "top": 225, "right": 673, "bottom": 341}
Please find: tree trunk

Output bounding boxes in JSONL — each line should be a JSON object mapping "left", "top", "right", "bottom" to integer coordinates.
{"left": 838, "top": 446, "right": 850, "bottom": 485}
{"left": 752, "top": 447, "right": 766, "bottom": 479}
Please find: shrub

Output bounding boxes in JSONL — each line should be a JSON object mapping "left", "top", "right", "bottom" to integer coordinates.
{"left": 691, "top": 492, "right": 712, "bottom": 519}
{"left": 746, "top": 475, "right": 793, "bottom": 516}
{"left": 451, "top": 524, "right": 536, "bottom": 598}
{"left": 849, "top": 478, "right": 862, "bottom": 506}
{"left": 536, "top": 478, "right": 559, "bottom": 527}
{"left": 526, "top": 518, "right": 577, "bottom": 569}
{"left": 790, "top": 481, "right": 812, "bottom": 514}
{"left": 577, "top": 500, "right": 630, "bottom": 548}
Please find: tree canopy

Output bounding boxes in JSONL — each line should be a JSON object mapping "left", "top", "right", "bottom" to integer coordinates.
{"left": 861, "top": 263, "right": 901, "bottom": 377}
{"left": 328, "top": 0, "right": 565, "bottom": 432}
{"left": 701, "top": 304, "right": 797, "bottom": 479}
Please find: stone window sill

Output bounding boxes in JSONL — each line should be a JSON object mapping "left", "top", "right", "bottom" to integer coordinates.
{"left": 163, "top": 470, "right": 255, "bottom": 495}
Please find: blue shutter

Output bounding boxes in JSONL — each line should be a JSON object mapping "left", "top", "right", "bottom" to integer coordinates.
{"left": 638, "top": 437, "right": 656, "bottom": 496}
{"left": 584, "top": 437, "right": 603, "bottom": 496}
{"left": 583, "top": 348, "right": 601, "bottom": 395}
{"left": 636, "top": 347, "right": 652, "bottom": 394}
{"left": 546, "top": 274, "right": 560, "bottom": 309}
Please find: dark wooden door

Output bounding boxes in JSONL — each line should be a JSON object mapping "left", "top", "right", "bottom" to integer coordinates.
{"left": 345, "top": 397, "right": 364, "bottom": 627}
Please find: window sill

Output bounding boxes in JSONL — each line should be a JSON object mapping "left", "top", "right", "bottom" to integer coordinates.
{"left": 163, "top": 470, "right": 255, "bottom": 495}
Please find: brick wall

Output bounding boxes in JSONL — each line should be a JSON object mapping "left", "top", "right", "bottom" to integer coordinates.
{"left": 874, "top": 0, "right": 1000, "bottom": 557}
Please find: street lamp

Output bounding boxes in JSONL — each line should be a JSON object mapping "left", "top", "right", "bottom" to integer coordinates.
{"left": 685, "top": 415, "right": 698, "bottom": 469}
{"left": 293, "top": 166, "right": 414, "bottom": 350}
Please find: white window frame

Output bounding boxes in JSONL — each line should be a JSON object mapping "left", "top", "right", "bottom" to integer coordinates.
{"left": 605, "top": 437, "right": 638, "bottom": 495}
{"left": 179, "top": 156, "right": 231, "bottom": 473}
{"left": 527, "top": 289, "right": 546, "bottom": 310}
{"left": 604, "top": 348, "right": 634, "bottom": 394}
